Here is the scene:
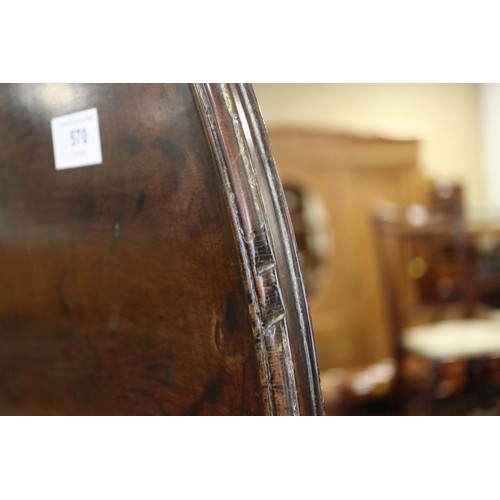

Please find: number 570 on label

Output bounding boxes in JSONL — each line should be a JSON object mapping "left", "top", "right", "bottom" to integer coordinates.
{"left": 51, "top": 108, "right": 103, "bottom": 170}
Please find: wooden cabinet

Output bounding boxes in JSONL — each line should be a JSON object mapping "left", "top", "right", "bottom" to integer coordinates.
{"left": 268, "top": 129, "right": 426, "bottom": 371}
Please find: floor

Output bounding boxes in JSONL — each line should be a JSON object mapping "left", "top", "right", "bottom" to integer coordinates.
{"left": 321, "top": 356, "right": 500, "bottom": 416}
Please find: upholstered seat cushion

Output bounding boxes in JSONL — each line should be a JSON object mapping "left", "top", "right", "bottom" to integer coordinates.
{"left": 403, "top": 319, "right": 500, "bottom": 360}
{"left": 483, "top": 309, "right": 500, "bottom": 323}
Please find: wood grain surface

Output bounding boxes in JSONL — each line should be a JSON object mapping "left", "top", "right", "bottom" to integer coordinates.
{"left": 0, "top": 83, "right": 323, "bottom": 415}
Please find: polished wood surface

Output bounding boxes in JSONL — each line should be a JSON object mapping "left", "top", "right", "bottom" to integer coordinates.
{"left": 0, "top": 84, "right": 323, "bottom": 415}
{"left": 268, "top": 128, "right": 425, "bottom": 371}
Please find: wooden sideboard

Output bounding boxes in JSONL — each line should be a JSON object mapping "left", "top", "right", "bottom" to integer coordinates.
{"left": 267, "top": 128, "right": 426, "bottom": 371}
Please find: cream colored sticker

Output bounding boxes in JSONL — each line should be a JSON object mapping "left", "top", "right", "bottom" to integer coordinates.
{"left": 51, "top": 107, "right": 103, "bottom": 170}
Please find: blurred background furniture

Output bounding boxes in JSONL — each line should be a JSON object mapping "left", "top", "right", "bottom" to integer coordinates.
{"left": 269, "top": 126, "right": 500, "bottom": 414}
{"left": 0, "top": 83, "right": 323, "bottom": 415}
{"left": 372, "top": 201, "right": 500, "bottom": 415}
{"left": 268, "top": 128, "right": 426, "bottom": 373}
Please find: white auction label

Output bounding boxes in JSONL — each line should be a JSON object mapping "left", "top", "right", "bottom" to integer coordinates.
{"left": 51, "top": 107, "right": 103, "bottom": 170}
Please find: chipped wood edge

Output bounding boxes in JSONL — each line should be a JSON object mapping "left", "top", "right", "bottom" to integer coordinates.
{"left": 191, "top": 83, "right": 324, "bottom": 416}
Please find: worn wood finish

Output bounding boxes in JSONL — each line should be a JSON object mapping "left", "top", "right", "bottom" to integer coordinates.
{"left": 0, "top": 83, "right": 323, "bottom": 415}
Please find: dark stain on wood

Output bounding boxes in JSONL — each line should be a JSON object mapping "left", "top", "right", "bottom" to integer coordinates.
{"left": 118, "top": 134, "right": 143, "bottom": 156}
{"left": 134, "top": 191, "right": 146, "bottom": 216}
{"left": 151, "top": 136, "right": 186, "bottom": 168}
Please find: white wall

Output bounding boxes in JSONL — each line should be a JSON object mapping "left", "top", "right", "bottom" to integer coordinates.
{"left": 479, "top": 84, "right": 500, "bottom": 207}
{"left": 253, "top": 83, "right": 484, "bottom": 206}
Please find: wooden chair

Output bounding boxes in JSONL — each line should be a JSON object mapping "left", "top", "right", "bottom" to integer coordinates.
{"left": 0, "top": 83, "right": 324, "bottom": 415}
{"left": 372, "top": 202, "right": 500, "bottom": 415}
{"left": 426, "top": 179, "right": 464, "bottom": 217}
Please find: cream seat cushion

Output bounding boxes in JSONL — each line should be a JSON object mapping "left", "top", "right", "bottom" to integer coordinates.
{"left": 403, "top": 319, "right": 500, "bottom": 360}
{"left": 483, "top": 309, "right": 500, "bottom": 323}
